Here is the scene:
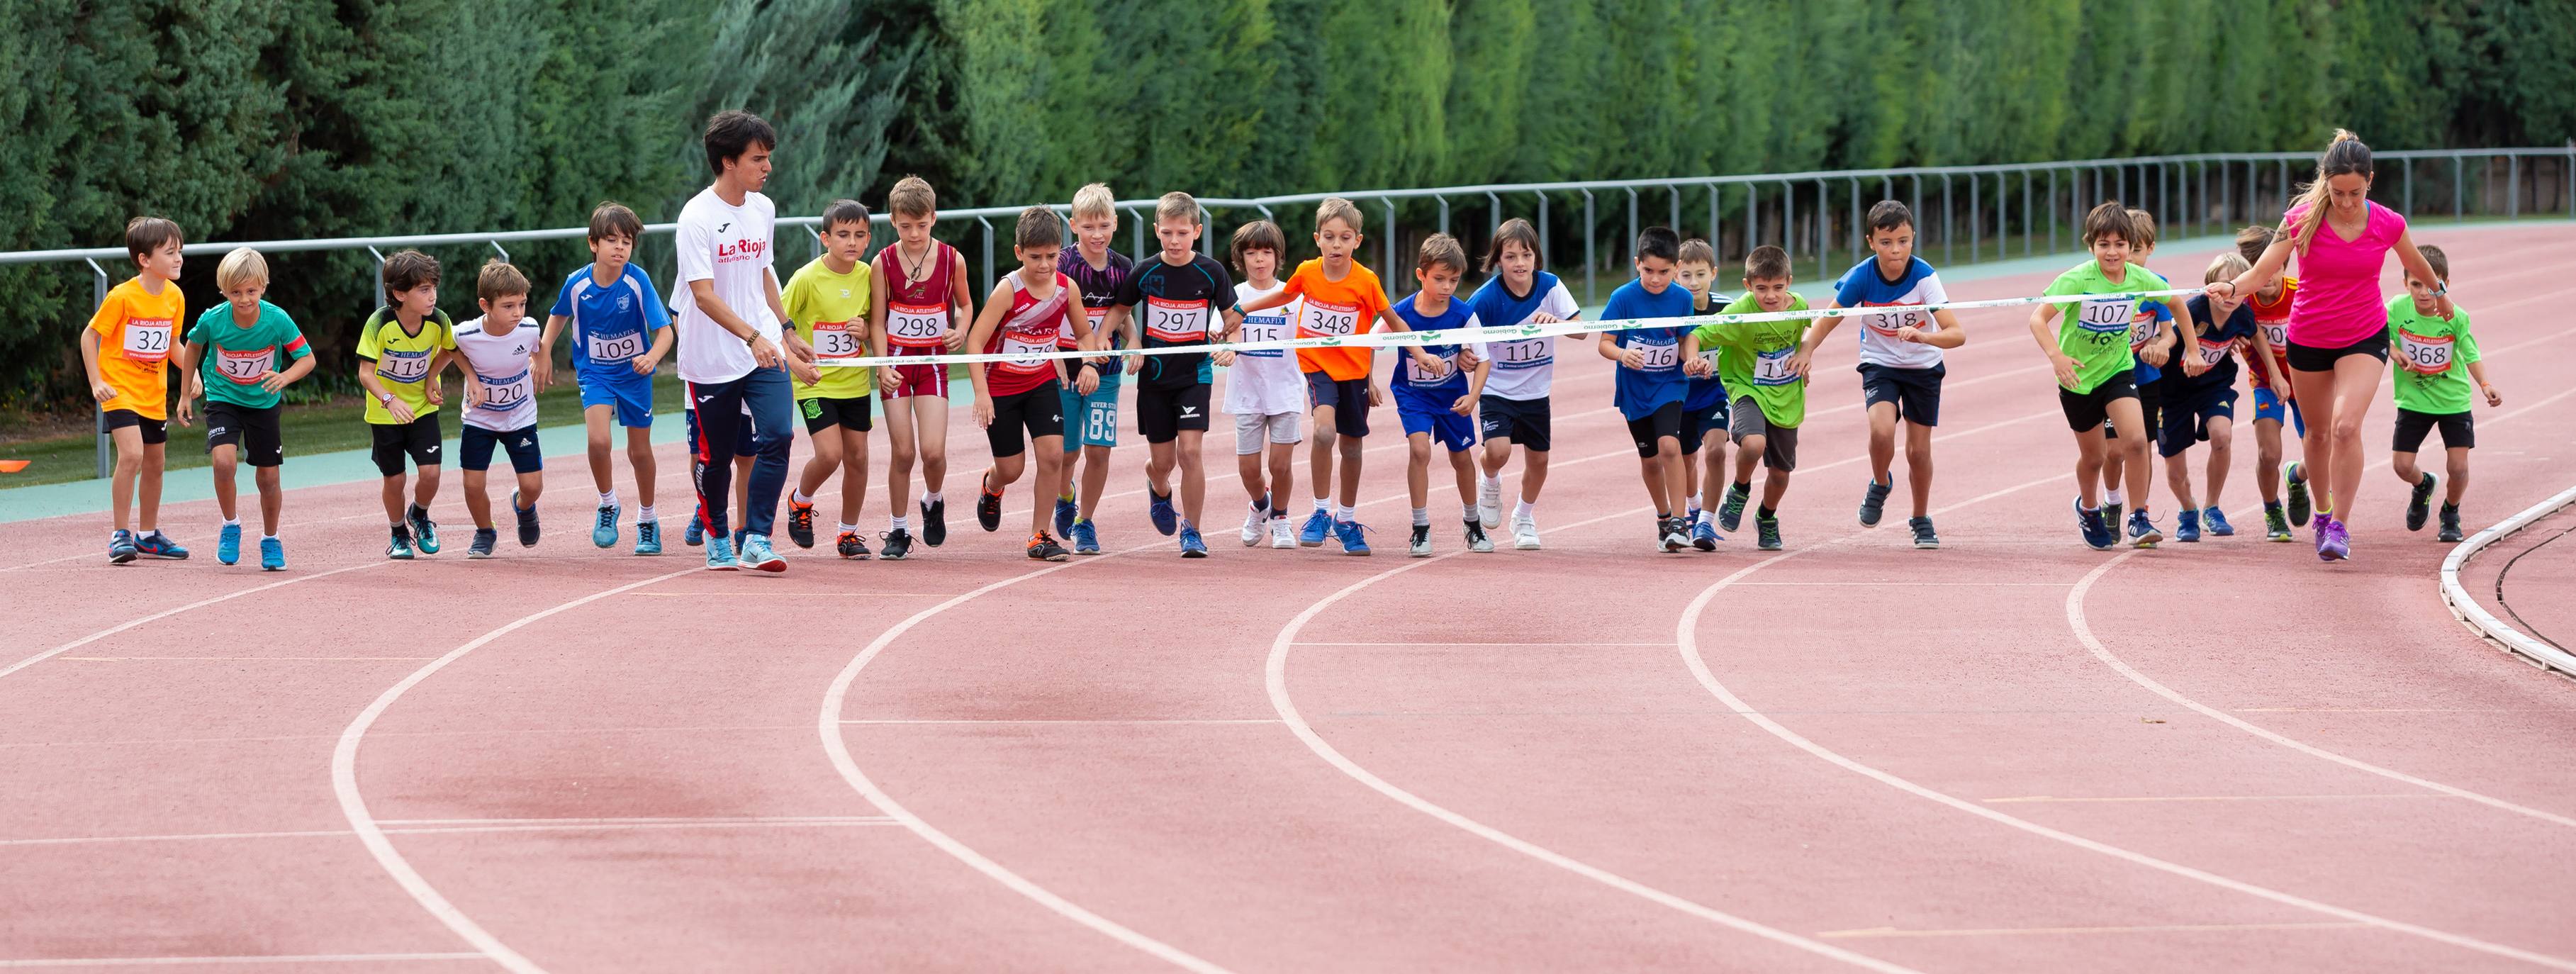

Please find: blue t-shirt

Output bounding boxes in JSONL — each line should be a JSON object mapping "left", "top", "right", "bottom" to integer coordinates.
{"left": 549, "top": 263, "right": 671, "bottom": 378}
{"left": 1684, "top": 291, "right": 1732, "bottom": 411}
{"left": 1831, "top": 256, "right": 1951, "bottom": 370}
{"left": 2183, "top": 296, "right": 2256, "bottom": 394}
{"left": 1601, "top": 279, "right": 1695, "bottom": 420}
{"left": 1387, "top": 293, "right": 1482, "bottom": 415}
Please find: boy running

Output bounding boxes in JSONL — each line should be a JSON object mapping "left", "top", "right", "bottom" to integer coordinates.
{"left": 1057, "top": 184, "right": 1131, "bottom": 553}
{"left": 174, "top": 247, "right": 313, "bottom": 570}
{"left": 356, "top": 250, "right": 456, "bottom": 559}
{"left": 80, "top": 216, "right": 191, "bottom": 564}
{"left": 539, "top": 202, "right": 673, "bottom": 556}
{"left": 1598, "top": 226, "right": 1697, "bottom": 553}
{"left": 2096, "top": 210, "right": 2178, "bottom": 535}
{"left": 1792, "top": 201, "right": 1963, "bottom": 548}
{"left": 1684, "top": 245, "right": 1809, "bottom": 552}
{"left": 1674, "top": 238, "right": 1730, "bottom": 550}
{"left": 869, "top": 175, "right": 975, "bottom": 560}
{"left": 965, "top": 206, "right": 1085, "bottom": 561}
{"left": 782, "top": 199, "right": 878, "bottom": 559}
{"left": 2029, "top": 203, "right": 2172, "bottom": 551}
{"left": 2161, "top": 253, "right": 2258, "bottom": 542}
{"left": 2236, "top": 225, "right": 2307, "bottom": 541}
{"left": 1105, "top": 192, "right": 1235, "bottom": 557}
{"left": 1467, "top": 218, "right": 1583, "bottom": 551}
{"left": 1221, "top": 219, "right": 1304, "bottom": 549}
{"left": 2387, "top": 245, "right": 2499, "bottom": 542}
{"left": 450, "top": 261, "right": 547, "bottom": 558}
{"left": 1389, "top": 234, "right": 1491, "bottom": 557}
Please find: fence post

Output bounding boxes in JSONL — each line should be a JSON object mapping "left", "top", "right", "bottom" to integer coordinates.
{"left": 976, "top": 217, "right": 995, "bottom": 294}
{"left": 488, "top": 240, "right": 510, "bottom": 264}
{"left": 1486, "top": 191, "right": 1501, "bottom": 237}
{"left": 1536, "top": 191, "right": 1550, "bottom": 274}
{"left": 1706, "top": 184, "right": 1721, "bottom": 256}
{"left": 1969, "top": 172, "right": 1981, "bottom": 263}
{"left": 1437, "top": 196, "right": 1450, "bottom": 239}
{"left": 1581, "top": 189, "right": 1596, "bottom": 306}
{"left": 2509, "top": 154, "right": 2520, "bottom": 219}
{"left": 1780, "top": 181, "right": 1794, "bottom": 279}
{"left": 1667, "top": 185, "right": 1681, "bottom": 237}
{"left": 2454, "top": 155, "right": 2465, "bottom": 220}
{"left": 1939, "top": 174, "right": 1952, "bottom": 267}
{"left": 1382, "top": 198, "right": 1397, "bottom": 301}
{"left": 1813, "top": 177, "right": 1828, "bottom": 278}
{"left": 2048, "top": 168, "right": 2059, "bottom": 254}
{"left": 1745, "top": 184, "right": 1757, "bottom": 253}
{"left": 87, "top": 259, "right": 111, "bottom": 479}
{"left": 1625, "top": 187, "right": 1639, "bottom": 264}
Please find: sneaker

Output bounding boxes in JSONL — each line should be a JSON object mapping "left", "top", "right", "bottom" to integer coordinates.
{"left": 2203, "top": 506, "right": 2235, "bottom": 537}
{"left": 108, "top": 530, "right": 139, "bottom": 564}
{"left": 1477, "top": 478, "right": 1503, "bottom": 530}
{"left": 2074, "top": 498, "right": 2115, "bottom": 551}
{"left": 1691, "top": 519, "right": 1719, "bottom": 552}
{"left": 739, "top": 534, "right": 787, "bottom": 573}
{"left": 217, "top": 522, "right": 242, "bottom": 566}
{"left": 2438, "top": 504, "right": 2463, "bottom": 543}
{"left": 1271, "top": 517, "right": 1296, "bottom": 549}
{"left": 135, "top": 530, "right": 189, "bottom": 560}
{"left": 2175, "top": 508, "right": 2202, "bottom": 543}
{"left": 1053, "top": 496, "right": 1077, "bottom": 539}
{"left": 1299, "top": 509, "right": 1333, "bottom": 547}
{"left": 787, "top": 499, "right": 817, "bottom": 548}
{"left": 836, "top": 530, "right": 872, "bottom": 559}
{"left": 921, "top": 498, "right": 948, "bottom": 547}
{"left": 1241, "top": 505, "right": 1267, "bottom": 547}
{"left": 705, "top": 536, "right": 741, "bottom": 571}
{"left": 2317, "top": 515, "right": 2349, "bottom": 562}
{"left": 1179, "top": 525, "right": 1208, "bottom": 559}
{"left": 2285, "top": 462, "right": 2312, "bottom": 527}
{"left": 259, "top": 536, "right": 285, "bottom": 571}
{"left": 386, "top": 527, "right": 414, "bottom": 561}
{"left": 1909, "top": 516, "right": 1939, "bottom": 549}
{"left": 2127, "top": 510, "right": 2163, "bottom": 549}
{"left": 2263, "top": 503, "right": 2292, "bottom": 542}
{"left": 684, "top": 515, "right": 705, "bottom": 547}
{"left": 1334, "top": 520, "right": 1372, "bottom": 556}
{"left": 1029, "top": 532, "right": 1071, "bottom": 561}
{"left": 635, "top": 519, "right": 663, "bottom": 556}
{"left": 879, "top": 527, "right": 914, "bottom": 561}
{"left": 1071, "top": 520, "right": 1100, "bottom": 556}
{"left": 406, "top": 503, "right": 439, "bottom": 555}
{"left": 2101, "top": 501, "right": 2124, "bottom": 533}
{"left": 1718, "top": 482, "right": 1751, "bottom": 533}
{"left": 1409, "top": 523, "right": 1433, "bottom": 557}
{"left": 1466, "top": 520, "right": 1495, "bottom": 553}
{"left": 1859, "top": 476, "right": 1892, "bottom": 527}
{"left": 2406, "top": 472, "right": 2436, "bottom": 532}
{"left": 976, "top": 476, "right": 1003, "bottom": 533}
{"left": 468, "top": 527, "right": 498, "bottom": 559}
{"left": 512, "top": 491, "right": 539, "bottom": 547}
{"left": 1146, "top": 483, "right": 1177, "bottom": 536}
{"left": 1755, "top": 514, "right": 1783, "bottom": 551}
{"left": 594, "top": 503, "right": 622, "bottom": 549}
{"left": 1659, "top": 517, "right": 1690, "bottom": 553}
{"left": 1512, "top": 515, "right": 1542, "bottom": 551}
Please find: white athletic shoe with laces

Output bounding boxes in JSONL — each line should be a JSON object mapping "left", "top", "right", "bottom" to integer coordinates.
{"left": 1241, "top": 507, "right": 1267, "bottom": 546}
{"left": 1270, "top": 517, "right": 1296, "bottom": 549}
{"left": 1477, "top": 479, "right": 1503, "bottom": 530}
{"left": 1511, "top": 515, "right": 1542, "bottom": 551}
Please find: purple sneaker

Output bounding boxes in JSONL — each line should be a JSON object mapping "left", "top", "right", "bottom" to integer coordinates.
{"left": 2316, "top": 515, "right": 2350, "bottom": 562}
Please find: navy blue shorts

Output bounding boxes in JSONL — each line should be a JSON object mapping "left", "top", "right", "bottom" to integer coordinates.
{"left": 459, "top": 423, "right": 542, "bottom": 473}
{"left": 1477, "top": 395, "right": 1550, "bottom": 452}
{"left": 1682, "top": 394, "right": 1730, "bottom": 454}
{"left": 1305, "top": 371, "right": 1370, "bottom": 438}
{"left": 2158, "top": 384, "right": 2237, "bottom": 458}
{"left": 1859, "top": 362, "right": 1944, "bottom": 427}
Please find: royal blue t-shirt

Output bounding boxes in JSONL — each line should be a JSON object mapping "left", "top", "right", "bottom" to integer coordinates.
{"left": 1601, "top": 279, "right": 1695, "bottom": 420}
{"left": 549, "top": 263, "right": 671, "bottom": 378}
{"left": 2183, "top": 296, "right": 2256, "bottom": 394}
{"left": 1684, "top": 291, "right": 1732, "bottom": 412}
{"left": 2129, "top": 297, "right": 2177, "bottom": 385}
{"left": 1388, "top": 293, "right": 1482, "bottom": 415}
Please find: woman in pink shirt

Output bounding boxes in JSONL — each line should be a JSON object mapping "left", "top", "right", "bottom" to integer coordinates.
{"left": 2210, "top": 130, "right": 2451, "bottom": 561}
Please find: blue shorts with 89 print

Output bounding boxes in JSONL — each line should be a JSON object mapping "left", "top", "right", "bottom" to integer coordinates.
{"left": 578, "top": 366, "right": 655, "bottom": 429}
{"left": 1059, "top": 371, "right": 1121, "bottom": 450}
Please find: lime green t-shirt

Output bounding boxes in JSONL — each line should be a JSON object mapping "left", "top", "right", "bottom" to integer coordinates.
{"left": 2042, "top": 261, "right": 2170, "bottom": 393}
{"left": 1690, "top": 293, "right": 1811, "bottom": 427}
{"left": 356, "top": 306, "right": 456, "bottom": 424}
{"left": 187, "top": 301, "right": 312, "bottom": 410}
{"left": 2387, "top": 295, "right": 2480, "bottom": 415}
{"left": 783, "top": 256, "right": 875, "bottom": 401}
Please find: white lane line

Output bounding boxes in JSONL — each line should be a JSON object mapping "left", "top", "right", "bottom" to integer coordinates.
{"left": 843, "top": 718, "right": 1278, "bottom": 725}
{"left": 1816, "top": 922, "right": 2368, "bottom": 939}
{"left": 60, "top": 656, "right": 436, "bottom": 662}
{"left": 0, "top": 817, "right": 900, "bottom": 849}
{"left": 1983, "top": 794, "right": 2441, "bottom": 805}
{"left": 0, "top": 953, "right": 486, "bottom": 968}
{"left": 1293, "top": 641, "right": 1676, "bottom": 647}
{"left": 332, "top": 567, "right": 698, "bottom": 974}
{"left": 1, "top": 561, "right": 388, "bottom": 680}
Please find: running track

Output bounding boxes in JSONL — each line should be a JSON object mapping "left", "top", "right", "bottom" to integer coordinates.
{"left": 4, "top": 225, "right": 2573, "bottom": 973}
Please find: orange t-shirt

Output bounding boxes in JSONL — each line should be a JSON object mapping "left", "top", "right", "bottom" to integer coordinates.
{"left": 2245, "top": 275, "right": 2297, "bottom": 393}
{"left": 87, "top": 277, "right": 186, "bottom": 420}
{"left": 1282, "top": 259, "right": 1389, "bottom": 381}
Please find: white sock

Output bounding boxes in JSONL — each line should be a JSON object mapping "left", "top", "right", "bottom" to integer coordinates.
{"left": 262, "top": 534, "right": 277, "bottom": 541}
{"left": 1335, "top": 505, "right": 1355, "bottom": 523}
{"left": 2105, "top": 488, "right": 2124, "bottom": 505}
{"left": 1460, "top": 503, "right": 1477, "bottom": 522}
{"left": 792, "top": 489, "right": 812, "bottom": 505}
{"left": 1514, "top": 500, "right": 1535, "bottom": 520}
{"left": 1481, "top": 474, "right": 1501, "bottom": 492}
{"left": 1313, "top": 496, "right": 1331, "bottom": 513}
{"left": 1697, "top": 510, "right": 1714, "bottom": 526}
{"left": 639, "top": 505, "right": 656, "bottom": 522}
{"left": 1411, "top": 506, "right": 1430, "bottom": 527}
{"left": 891, "top": 515, "right": 910, "bottom": 530}
{"left": 922, "top": 491, "right": 943, "bottom": 505}
{"left": 839, "top": 522, "right": 857, "bottom": 534}
{"left": 600, "top": 491, "right": 618, "bottom": 508}
{"left": 223, "top": 517, "right": 240, "bottom": 528}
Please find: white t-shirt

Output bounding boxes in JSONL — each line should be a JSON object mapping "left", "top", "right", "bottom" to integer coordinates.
{"left": 1832, "top": 257, "right": 1950, "bottom": 370}
{"left": 673, "top": 186, "right": 780, "bottom": 384}
{"left": 453, "top": 315, "right": 542, "bottom": 432}
{"left": 1226, "top": 281, "right": 1306, "bottom": 416}
{"left": 1475, "top": 277, "right": 1582, "bottom": 401}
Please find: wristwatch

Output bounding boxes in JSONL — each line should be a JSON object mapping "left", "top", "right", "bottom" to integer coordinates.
{"left": 377, "top": 392, "right": 395, "bottom": 404}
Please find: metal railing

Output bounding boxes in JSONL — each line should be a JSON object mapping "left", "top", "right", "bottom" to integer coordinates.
{"left": 11, "top": 147, "right": 2570, "bottom": 478}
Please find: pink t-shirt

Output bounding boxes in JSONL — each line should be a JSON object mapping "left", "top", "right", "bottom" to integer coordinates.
{"left": 2284, "top": 201, "right": 2407, "bottom": 348}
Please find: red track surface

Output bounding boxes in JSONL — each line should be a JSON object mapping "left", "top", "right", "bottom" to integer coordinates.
{"left": 6, "top": 225, "right": 2575, "bottom": 973}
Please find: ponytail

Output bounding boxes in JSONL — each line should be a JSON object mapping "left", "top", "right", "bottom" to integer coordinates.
{"left": 2290, "top": 129, "right": 2372, "bottom": 252}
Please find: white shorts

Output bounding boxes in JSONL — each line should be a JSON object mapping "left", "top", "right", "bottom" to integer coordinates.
{"left": 1235, "top": 410, "right": 1302, "bottom": 454}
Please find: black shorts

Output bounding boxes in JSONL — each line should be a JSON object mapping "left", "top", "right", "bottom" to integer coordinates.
{"left": 204, "top": 402, "right": 284, "bottom": 468}
{"left": 459, "top": 423, "right": 542, "bottom": 473}
{"left": 2392, "top": 408, "right": 2474, "bottom": 452}
{"left": 2287, "top": 334, "right": 2390, "bottom": 372}
{"left": 1858, "top": 362, "right": 1944, "bottom": 427}
{"left": 987, "top": 380, "right": 1065, "bottom": 458}
{"left": 1478, "top": 395, "right": 1551, "bottom": 452}
{"left": 1727, "top": 396, "right": 1798, "bottom": 471}
{"left": 1134, "top": 381, "right": 1211, "bottom": 444}
{"left": 2105, "top": 373, "right": 2161, "bottom": 442}
{"left": 2157, "top": 384, "right": 2237, "bottom": 459}
{"left": 1681, "top": 396, "right": 1729, "bottom": 454}
{"left": 1305, "top": 371, "right": 1371, "bottom": 439}
{"left": 1626, "top": 401, "right": 1686, "bottom": 457}
{"left": 2059, "top": 373, "right": 2139, "bottom": 433}
{"left": 101, "top": 409, "right": 167, "bottom": 446}
{"left": 369, "top": 413, "right": 444, "bottom": 476}
{"left": 800, "top": 395, "right": 874, "bottom": 434}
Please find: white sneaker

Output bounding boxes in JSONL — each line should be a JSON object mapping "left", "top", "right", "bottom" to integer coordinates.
{"left": 1511, "top": 515, "right": 1542, "bottom": 550}
{"left": 1270, "top": 517, "right": 1295, "bottom": 549}
{"left": 1477, "top": 479, "right": 1503, "bottom": 530}
{"left": 1241, "top": 507, "right": 1265, "bottom": 546}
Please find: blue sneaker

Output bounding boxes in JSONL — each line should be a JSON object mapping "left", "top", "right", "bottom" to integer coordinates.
{"left": 634, "top": 519, "right": 663, "bottom": 556}
{"left": 258, "top": 536, "right": 285, "bottom": 571}
{"left": 704, "top": 536, "right": 741, "bottom": 571}
{"left": 739, "top": 534, "right": 787, "bottom": 573}
{"left": 1298, "top": 509, "right": 1333, "bottom": 547}
{"left": 1053, "top": 496, "right": 1078, "bottom": 539}
{"left": 2175, "top": 508, "right": 2202, "bottom": 543}
{"left": 1178, "top": 525, "right": 1208, "bottom": 558}
{"left": 1146, "top": 483, "right": 1177, "bottom": 536}
{"left": 405, "top": 503, "right": 439, "bottom": 555}
{"left": 1333, "top": 519, "right": 1371, "bottom": 556}
{"left": 1691, "top": 519, "right": 1720, "bottom": 551}
{"left": 108, "top": 530, "right": 139, "bottom": 564}
{"left": 2074, "top": 498, "right": 2115, "bottom": 551}
{"left": 2128, "top": 510, "right": 2163, "bottom": 549}
{"left": 217, "top": 523, "right": 242, "bottom": 566}
{"left": 2202, "top": 506, "right": 2234, "bottom": 537}
{"left": 1071, "top": 519, "right": 1101, "bottom": 556}
{"left": 593, "top": 503, "right": 620, "bottom": 549}
{"left": 134, "top": 530, "right": 189, "bottom": 560}
{"left": 684, "top": 515, "right": 705, "bottom": 547}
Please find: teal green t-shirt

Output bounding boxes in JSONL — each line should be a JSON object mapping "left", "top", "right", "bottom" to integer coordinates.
{"left": 2387, "top": 295, "right": 2480, "bottom": 415}
{"left": 186, "top": 301, "right": 311, "bottom": 409}
{"left": 1689, "top": 293, "right": 1812, "bottom": 427}
{"left": 2042, "top": 261, "right": 2170, "bottom": 393}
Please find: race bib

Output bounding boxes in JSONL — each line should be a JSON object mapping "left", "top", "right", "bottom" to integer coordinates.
{"left": 2075, "top": 298, "right": 2132, "bottom": 335}
{"left": 586, "top": 328, "right": 645, "bottom": 363}
{"left": 887, "top": 301, "right": 948, "bottom": 347}
{"left": 999, "top": 332, "right": 1055, "bottom": 372}
{"left": 1697, "top": 347, "right": 1725, "bottom": 372}
{"left": 121, "top": 320, "right": 173, "bottom": 360}
{"left": 1491, "top": 337, "right": 1552, "bottom": 369}
{"left": 1241, "top": 312, "right": 1289, "bottom": 359}
{"left": 1301, "top": 298, "right": 1361, "bottom": 337}
{"left": 2195, "top": 337, "right": 2232, "bottom": 368}
{"left": 376, "top": 349, "right": 433, "bottom": 383}
{"left": 2395, "top": 329, "right": 2454, "bottom": 375}
{"left": 478, "top": 370, "right": 532, "bottom": 409}
{"left": 214, "top": 346, "right": 274, "bottom": 384}
{"left": 1753, "top": 347, "right": 1798, "bottom": 386}
{"left": 2259, "top": 319, "right": 2288, "bottom": 349}
{"left": 1404, "top": 351, "right": 1457, "bottom": 386}
{"left": 1073, "top": 306, "right": 1107, "bottom": 348}
{"left": 2127, "top": 310, "right": 2163, "bottom": 352}
{"left": 1862, "top": 303, "right": 1928, "bottom": 336}
{"left": 1632, "top": 340, "right": 1679, "bottom": 371}
{"left": 1143, "top": 296, "right": 1209, "bottom": 342}
{"left": 809, "top": 319, "right": 862, "bottom": 360}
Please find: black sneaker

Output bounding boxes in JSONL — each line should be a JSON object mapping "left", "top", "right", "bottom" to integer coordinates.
{"left": 1755, "top": 514, "right": 1783, "bottom": 551}
{"left": 1027, "top": 532, "right": 1070, "bottom": 561}
{"left": 1909, "top": 515, "right": 1939, "bottom": 549}
{"left": 788, "top": 500, "right": 817, "bottom": 549}
{"left": 921, "top": 499, "right": 948, "bottom": 547}
{"left": 512, "top": 491, "right": 539, "bottom": 547}
{"left": 2438, "top": 504, "right": 2463, "bottom": 543}
{"left": 880, "top": 527, "right": 914, "bottom": 561}
{"left": 1718, "top": 481, "right": 1750, "bottom": 532}
{"left": 2101, "top": 501, "right": 2124, "bottom": 533}
{"left": 1859, "top": 476, "right": 1892, "bottom": 527}
{"left": 2406, "top": 472, "right": 2436, "bottom": 532}
{"left": 977, "top": 474, "right": 1003, "bottom": 533}
{"left": 836, "top": 530, "right": 872, "bottom": 559}
{"left": 468, "top": 527, "right": 498, "bottom": 559}
{"left": 2285, "top": 461, "right": 2312, "bottom": 527}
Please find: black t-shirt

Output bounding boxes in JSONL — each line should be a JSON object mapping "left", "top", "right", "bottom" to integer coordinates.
{"left": 1114, "top": 253, "right": 1235, "bottom": 389}
{"left": 1065, "top": 249, "right": 1133, "bottom": 373}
